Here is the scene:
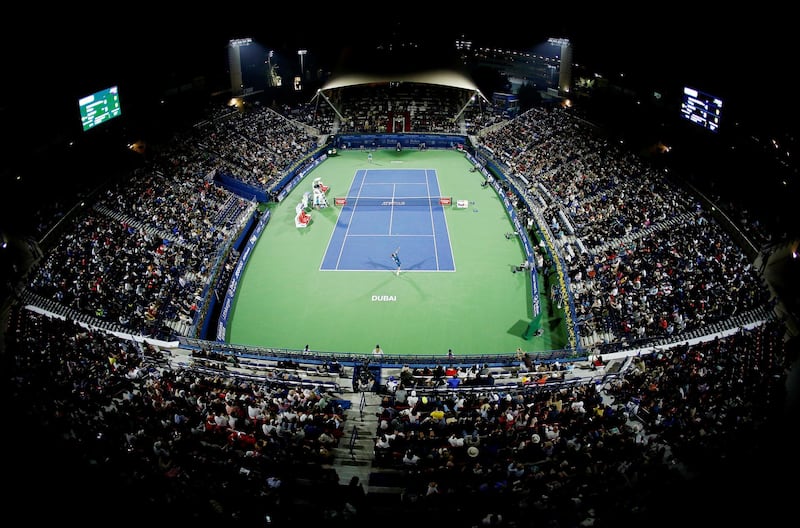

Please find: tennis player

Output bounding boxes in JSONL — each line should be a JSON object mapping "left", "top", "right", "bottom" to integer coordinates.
{"left": 391, "top": 249, "right": 401, "bottom": 276}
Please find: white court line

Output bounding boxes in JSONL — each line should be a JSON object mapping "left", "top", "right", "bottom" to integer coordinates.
{"left": 333, "top": 170, "right": 368, "bottom": 270}
{"left": 425, "top": 169, "right": 441, "bottom": 270}
{"left": 328, "top": 168, "right": 454, "bottom": 271}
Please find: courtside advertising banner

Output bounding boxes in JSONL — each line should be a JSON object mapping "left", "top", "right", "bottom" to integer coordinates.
{"left": 217, "top": 210, "right": 270, "bottom": 341}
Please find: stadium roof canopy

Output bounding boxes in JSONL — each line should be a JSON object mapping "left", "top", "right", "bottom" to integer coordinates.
{"left": 319, "top": 69, "right": 486, "bottom": 97}
{"left": 313, "top": 69, "right": 490, "bottom": 123}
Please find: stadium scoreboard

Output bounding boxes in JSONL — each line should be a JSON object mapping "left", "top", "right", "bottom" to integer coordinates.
{"left": 680, "top": 86, "right": 722, "bottom": 133}
{"left": 79, "top": 86, "right": 122, "bottom": 132}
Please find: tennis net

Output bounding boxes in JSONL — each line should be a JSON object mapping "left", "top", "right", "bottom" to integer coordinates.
{"left": 334, "top": 196, "right": 452, "bottom": 207}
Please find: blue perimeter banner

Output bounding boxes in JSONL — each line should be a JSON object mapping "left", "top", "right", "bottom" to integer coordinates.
{"left": 216, "top": 209, "right": 271, "bottom": 341}
{"left": 276, "top": 155, "right": 326, "bottom": 203}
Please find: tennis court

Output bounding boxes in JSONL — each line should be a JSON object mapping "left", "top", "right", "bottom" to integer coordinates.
{"left": 321, "top": 168, "right": 455, "bottom": 272}
{"left": 224, "top": 148, "right": 569, "bottom": 357}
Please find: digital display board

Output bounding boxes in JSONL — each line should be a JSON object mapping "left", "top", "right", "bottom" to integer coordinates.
{"left": 680, "top": 86, "right": 722, "bottom": 133}
{"left": 79, "top": 86, "right": 122, "bottom": 132}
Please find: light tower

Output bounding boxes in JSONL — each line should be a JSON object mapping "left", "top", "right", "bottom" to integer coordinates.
{"left": 548, "top": 38, "right": 573, "bottom": 95}
{"left": 228, "top": 38, "right": 253, "bottom": 96}
{"left": 265, "top": 50, "right": 281, "bottom": 88}
{"left": 297, "top": 49, "right": 307, "bottom": 79}
{"left": 295, "top": 49, "right": 308, "bottom": 91}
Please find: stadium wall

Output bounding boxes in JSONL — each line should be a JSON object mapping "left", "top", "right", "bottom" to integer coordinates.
{"left": 333, "top": 133, "right": 467, "bottom": 151}
{"left": 274, "top": 152, "right": 329, "bottom": 202}
{"left": 215, "top": 209, "right": 271, "bottom": 342}
{"left": 214, "top": 173, "right": 266, "bottom": 202}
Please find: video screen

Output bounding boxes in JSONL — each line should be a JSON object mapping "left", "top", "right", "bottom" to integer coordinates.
{"left": 79, "top": 86, "right": 122, "bottom": 132}
{"left": 680, "top": 86, "right": 722, "bottom": 133}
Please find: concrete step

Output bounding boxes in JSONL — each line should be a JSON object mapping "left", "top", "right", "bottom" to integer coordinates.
{"left": 329, "top": 389, "right": 381, "bottom": 486}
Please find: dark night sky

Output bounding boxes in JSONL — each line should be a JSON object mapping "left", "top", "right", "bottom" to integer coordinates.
{"left": 3, "top": 7, "right": 793, "bottom": 98}
{"left": 0, "top": 6, "right": 795, "bottom": 166}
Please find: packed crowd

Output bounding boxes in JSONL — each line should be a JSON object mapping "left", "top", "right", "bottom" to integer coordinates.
{"left": 25, "top": 159, "right": 255, "bottom": 339}
{"left": 276, "top": 100, "right": 337, "bottom": 136}
{"left": 323, "top": 83, "right": 475, "bottom": 134}
{"left": 5, "top": 87, "right": 795, "bottom": 527}
{"left": 22, "top": 99, "right": 326, "bottom": 340}
{"left": 371, "top": 320, "right": 792, "bottom": 527}
{"left": 188, "top": 103, "right": 319, "bottom": 191}
{"left": 479, "top": 106, "right": 772, "bottom": 350}
{"left": 9, "top": 307, "right": 350, "bottom": 525}
{"left": 8, "top": 302, "right": 793, "bottom": 527}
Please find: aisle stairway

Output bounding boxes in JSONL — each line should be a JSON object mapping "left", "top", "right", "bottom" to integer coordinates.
{"left": 326, "top": 389, "right": 406, "bottom": 496}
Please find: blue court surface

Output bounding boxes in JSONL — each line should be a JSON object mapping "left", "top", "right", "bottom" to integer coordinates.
{"left": 320, "top": 168, "right": 455, "bottom": 272}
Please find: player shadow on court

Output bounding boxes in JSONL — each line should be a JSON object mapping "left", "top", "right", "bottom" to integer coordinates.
{"left": 366, "top": 258, "right": 396, "bottom": 271}
{"left": 365, "top": 254, "right": 435, "bottom": 272}
{"left": 293, "top": 220, "right": 313, "bottom": 235}
{"left": 373, "top": 260, "right": 437, "bottom": 274}
{"left": 507, "top": 319, "right": 530, "bottom": 338}
{"left": 367, "top": 267, "right": 425, "bottom": 297}
{"left": 368, "top": 273, "right": 413, "bottom": 297}
{"left": 406, "top": 256, "right": 436, "bottom": 271}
